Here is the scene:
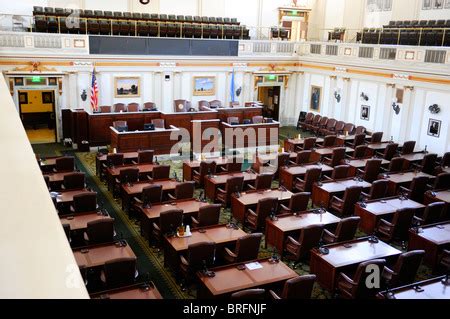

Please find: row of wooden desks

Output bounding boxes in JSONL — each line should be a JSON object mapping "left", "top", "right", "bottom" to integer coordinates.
{"left": 408, "top": 222, "right": 450, "bottom": 268}
{"left": 204, "top": 171, "right": 258, "bottom": 201}
{"left": 379, "top": 171, "right": 435, "bottom": 196}
{"left": 60, "top": 211, "right": 110, "bottom": 232}
{"left": 182, "top": 157, "right": 229, "bottom": 181}
{"left": 310, "top": 237, "right": 402, "bottom": 291}
{"left": 96, "top": 152, "right": 138, "bottom": 175}
{"left": 73, "top": 241, "right": 136, "bottom": 269}
{"left": 310, "top": 147, "right": 354, "bottom": 163}
{"left": 425, "top": 189, "right": 450, "bottom": 205}
{"left": 312, "top": 177, "right": 372, "bottom": 208}
{"left": 265, "top": 210, "right": 341, "bottom": 253}
{"left": 106, "top": 163, "right": 156, "bottom": 190}
{"left": 90, "top": 283, "right": 163, "bottom": 299}
{"left": 280, "top": 163, "right": 334, "bottom": 191}
{"left": 196, "top": 258, "right": 298, "bottom": 299}
{"left": 378, "top": 276, "right": 450, "bottom": 299}
{"left": 344, "top": 157, "right": 390, "bottom": 176}
{"left": 355, "top": 196, "right": 426, "bottom": 234}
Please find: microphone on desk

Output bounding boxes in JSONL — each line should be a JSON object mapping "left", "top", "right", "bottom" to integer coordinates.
{"left": 155, "top": 156, "right": 159, "bottom": 165}
{"left": 118, "top": 232, "right": 127, "bottom": 247}
{"left": 235, "top": 186, "right": 241, "bottom": 198}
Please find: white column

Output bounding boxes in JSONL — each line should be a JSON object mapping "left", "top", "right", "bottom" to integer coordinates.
{"left": 154, "top": 72, "right": 162, "bottom": 110}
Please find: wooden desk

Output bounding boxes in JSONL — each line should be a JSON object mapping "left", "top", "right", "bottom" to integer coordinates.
{"left": 379, "top": 171, "right": 435, "bottom": 196}
{"left": 279, "top": 163, "right": 334, "bottom": 191}
{"left": 230, "top": 189, "right": 293, "bottom": 223}
{"left": 312, "top": 178, "right": 371, "bottom": 208}
{"left": 265, "top": 211, "right": 341, "bottom": 253}
{"left": 221, "top": 121, "right": 280, "bottom": 150}
{"left": 106, "top": 164, "right": 156, "bottom": 191}
{"left": 138, "top": 199, "right": 211, "bottom": 241}
{"left": 310, "top": 147, "right": 354, "bottom": 163}
{"left": 284, "top": 137, "right": 324, "bottom": 152}
{"left": 121, "top": 179, "right": 180, "bottom": 212}
{"left": 216, "top": 106, "right": 263, "bottom": 124}
{"left": 378, "top": 276, "right": 450, "bottom": 299}
{"left": 95, "top": 152, "right": 138, "bottom": 176}
{"left": 38, "top": 157, "right": 59, "bottom": 172}
{"left": 163, "top": 224, "right": 247, "bottom": 274}
{"left": 344, "top": 158, "right": 390, "bottom": 176}
{"left": 182, "top": 157, "right": 229, "bottom": 181}
{"left": 60, "top": 211, "right": 109, "bottom": 232}
{"left": 204, "top": 172, "right": 257, "bottom": 201}
{"left": 336, "top": 135, "right": 358, "bottom": 146}
{"left": 196, "top": 258, "right": 298, "bottom": 299}
{"left": 408, "top": 222, "right": 450, "bottom": 268}
{"left": 366, "top": 142, "right": 394, "bottom": 155}
{"left": 424, "top": 189, "right": 450, "bottom": 205}
{"left": 400, "top": 152, "right": 427, "bottom": 169}
{"left": 310, "top": 237, "right": 401, "bottom": 291}
{"left": 355, "top": 196, "right": 425, "bottom": 234}
{"left": 90, "top": 283, "right": 163, "bottom": 299}
{"left": 73, "top": 241, "right": 136, "bottom": 269}
{"left": 44, "top": 171, "right": 77, "bottom": 191}
{"left": 54, "top": 189, "right": 96, "bottom": 214}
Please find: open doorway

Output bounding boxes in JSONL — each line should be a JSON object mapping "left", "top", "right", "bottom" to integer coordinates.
{"left": 258, "top": 86, "right": 281, "bottom": 121}
{"left": 18, "top": 90, "right": 57, "bottom": 144}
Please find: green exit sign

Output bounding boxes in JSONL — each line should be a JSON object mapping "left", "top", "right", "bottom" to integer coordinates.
{"left": 31, "top": 76, "right": 42, "bottom": 83}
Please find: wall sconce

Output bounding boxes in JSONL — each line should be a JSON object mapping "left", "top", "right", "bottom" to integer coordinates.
{"left": 334, "top": 88, "right": 341, "bottom": 103}
{"left": 139, "top": 0, "right": 150, "bottom": 4}
{"left": 429, "top": 104, "right": 441, "bottom": 114}
{"left": 386, "top": 83, "right": 396, "bottom": 88}
{"left": 360, "top": 92, "right": 369, "bottom": 101}
{"left": 404, "top": 86, "right": 414, "bottom": 91}
{"left": 80, "top": 89, "right": 87, "bottom": 101}
{"left": 392, "top": 98, "right": 400, "bottom": 115}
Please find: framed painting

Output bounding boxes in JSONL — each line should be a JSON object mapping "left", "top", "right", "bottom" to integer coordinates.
{"left": 427, "top": 119, "right": 441, "bottom": 137}
{"left": 114, "top": 77, "right": 140, "bottom": 98}
{"left": 310, "top": 86, "right": 322, "bottom": 112}
{"left": 193, "top": 76, "right": 215, "bottom": 96}
{"left": 360, "top": 105, "right": 370, "bottom": 121}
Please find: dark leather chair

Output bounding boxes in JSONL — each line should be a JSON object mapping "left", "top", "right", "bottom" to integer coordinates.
{"left": 323, "top": 147, "right": 346, "bottom": 167}
{"left": 358, "top": 159, "right": 382, "bottom": 183}
{"left": 304, "top": 114, "right": 321, "bottom": 132}
{"left": 433, "top": 173, "right": 450, "bottom": 190}
{"left": 290, "top": 150, "right": 312, "bottom": 166}
{"left": 101, "top": 257, "right": 137, "bottom": 289}
{"left": 361, "top": 179, "right": 388, "bottom": 201}
{"left": 279, "top": 192, "right": 311, "bottom": 215}
{"left": 441, "top": 152, "right": 450, "bottom": 167}
{"left": 330, "top": 121, "right": 346, "bottom": 136}
{"left": 247, "top": 173, "right": 273, "bottom": 191}
{"left": 320, "top": 119, "right": 337, "bottom": 136}
{"left": 384, "top": 157, "right": 405, "bottom": 173}
{"left": 382, "top": 250, "right": 425, "bottom": 287}
{"left": 322, "top": 217, "right": 360, "bottom": 244}
{"left": 223, "top": 233, "right": 262, "bottom": 263}
{"left": 168, "top": 182, "right": 195, "bottom": 200}
{"left": 348, "top": 134, "right": 366, "bottom": 149}
{"left": 191, "top": 204, "right": 222, "bottom": 228}
{"left": 71, "top": 193, "right": 97, "bottom": 213}
{"left": 132, "top": 184, "right": 163, "bottom": 217}
{"left": 180, "top": 242, "right": 215, "bottom": 286}
{"left": 296, "top": 137, "right": 316, "bottom": 151}
{"left": 152, "top": 209, "right": 183, "bottom": 247}
{"left": 216, "top": 176, "right": 244, "bottom": 206}
{"left": 300, "top": 113, "right": 314, "bottom": 131}
{"left": 99, "top": 105, "right": 111, "bottom": 113}
{"left": 269, "top": 275, "right": 316, "bottom": 299}
{"left": 114, "top": 168, "right": 139, "bottom": 197}
{"left": 330, "top": 186, "right": 363, "bottom": 216}
{"left": 143, "top": 102, "right": 156, "bottom": 111}
{"left": 245, "top": 197, "right": 278, "bottom": 232}
{"left": 84, "top": 218, "right": 115, "bottom": 245}
{"left": 318, "top": 135, "right": 337, "bottom": 148}
{"left": 63, "top": 172, "right": 85, "bottom": 190}
{"left": 414, "top": 153, "right": 438, "bottom": 175}
{"left": 127, "top": 103, "right": 139, "bottom": 112}
{"left": 398, "top": 176, "right": 429, "bottom": 203}
{"left": 370, "top": 132, "right": 383, "bottom": 143}
{"left": 285, "top": 225, "right": 323, "bottom": 267}
{"left": 342, "top": 123, "right": 355, "bottom": 135}
{"left": 438, "top": 250, "right": 450, "bottom": 274}
{"left": 113, "top": 103, "right": 126, "bottom": 112}
{"left": 294, "top": 168, "right": 322, "bottom": 192}
{"left": 312, "top": 117, "right": 329, "bottom": 135}
{"left": 337, "top": 259, "right": 386, "bottom": 299}
{"left": 401, "top": 141, "right": 416, "bottom": 155}
{"left": 414, "top": 202, "right": 446, "bottom": 225}
{"left": 327, "top": 165, "right": 350, "bottom": 180}
{"left": 351, "top": 145, "right": 368, "bottom": 159}
{"left": 133, "top": 150, "right": 154, "bottom": 164}
{"left": 174, "top": 99, "right": 192, "bottom": 112}
{"left": 377, "top": 143, "right": 399, "bottom": 161}
{"left": 101, "top": 153, "right": 124, "bottom": 180}
{"left": 198, "top": 100, "right": 210, "bottom": 109}
{"left": 355, "top": 126, "right": 366, "bottom": 135}
{"left": 151, "top": 165, "right": 170, "bottom": 180}
{"left": 230, "top": 289, "right": 265, "bottom": 300}
{"left": 55, "top": 156, "right": 75, "bottom": 172}
{"left": 151, "top": 119, "right": 165, "bottom": 129}
{"left": 193, "top": 161, "right": 217, "bottom": 187}
{"left": 221, "top": 161, "right": 242, "bottom": 173}
{"left": 376, "top": 208, "right": 415, "bottom": 242}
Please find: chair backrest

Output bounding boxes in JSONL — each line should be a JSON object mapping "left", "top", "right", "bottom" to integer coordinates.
{"left": 209, "top": 100, "right": 222, "bottom": 108}
{"left": 113, "top": 121, "right": 127, "bottom": 129}
{"left": 63, "top": 172, "right": 85, "bottom": 189}
{"left": 335, "top": 121, "right": 345, "bottom": 133}
{"left": 114, "top": 103, "right": 126, "bottom": 112}
{"left": 138, "top": 150, "right": 154, "bottom": 164}
{"left": 174, "top": 182, "right": 195, "bottom": 200}
{"left": 352, "top": 259, "right": 386, "bottom": 298}
{"left": 231, "top": 289, "right": 265, "bottom": 300}
{"left": 343, "top": 123, "right": 355, "bottom": 135}
{"left": 225, "top": 176, "right": 245, "bottom": 196}
{"left": 441, "top": 152, "right": 450, "bottom": 167}
{"left": 198, "top": 100, "right": 210, "bottom": 109}
{"left": 99, "top": 105, "right": 111, "bottom": 113}
{"left": 303, "top": 168, "right": 322, "bottom": 192}
{"left": 326, "top": 119, "right": 337, "bottom": 130}
{"left": 322, "top": 135, "right": 337, "bottom": 147}
{"left": 296, "top": 151, "right": 312, "bottom": 165}
{"left": 388, "top": 157, "right": 405, "bottom": 173}
{"left": 335, "top": 216, "right": 360, "bottom": 242}
{"left": 371, "top": 132, "right": 383, "bottom": 143}
{"left": 303, "top": 137, "right": 316, "bottom": 150}
{"left": 254, "top": 197, "right": 278, "bottom": 227}
{"left": 434, "top": 173, "right": 450, "bottom": 190}
{"left": 103, "top": 257, "right": 137, "bottom": 288}
{"left": 297, "top": 225, "right": 323, "bottom": 258}
{"left": 55, "top": 156, "right": 75, "bottom": 172}
{"left": 368, "top": 179, "right": 388, "bottom": 200}
{"left": 391, "top": 208, "right": 415, "bottom": 239}
{"left": 127, "top": 103, "right": 139, "bottom": 112}
{"left": 151, "top": 119, "right": 165, "bottom": 129}
{"left": 254, "top": 173, "right": 274, "bottom": 190}
{"left": 119, "top": 168, "right": 139, "bottom": 184}
{"left": 402, "top": 141, "right": 416, "bottom": 155}
{"left": 353, "top": 134, "right": 366, "bottom": 148}
{"left": 312, "top": 114, "right": 322, "bottom": 125}
{"left": 363, "top": 159, "right": 382, "bottom": 183}
{"left": 353, "top": 145, "right": 368, "bottom": 159}
{"left": 341, "top": 186, "right": 363, "bottom": 215}
{"left": 390, "top": 250, "right": 425, "bottom": 286}
{"left": 196, "top": 204, "right": 222, "bottom": 227}
{"left": 143, "top": 102, "right": 156, "bottom": 110}
{"left": 408, "top": 176, "right": 429, "bottom": 202}
{"left": 332, "top": 165, "right": 350, "bottom": 180}
{"left": 86, "top": 218, "right": 115, "bottom": 244}
{"left": 187, "top": 241, "right": 215, "bottom": 270}
{"left": 421, "top": 153, "right": 438, "bottom": 174}
{"left": 227, "top": 117, "right": 240, "bottom": 124}
{"left": 226, "top": 161, "right": 242, "bottom": 173}
{"left": 278, "top": 153, "right": 291, "bottom": 169}
{"left": 234, "top": 233, "right": 263, "bottom": 262}
{"left": 422, "top": 202, "right": 446, "bottom": 225}
{"left": 174, "top": 99, "right": 191, "bottom": 112}
{"left": 252, "top": 116, "right": 264, "bottom": 124}
{"left": 152, "top": 165, "right": 170, "bottom": 180}
{"left": 159, "top": 209, "right": 183, "bottom": 235}
{"left": 106, "top": 153, "right": 124, "bottom": 166}
{"left": 318, "top": 117, "right": 329, "bottom": 127}
{"left": 355, "top": 126, "right": 366, "bottom": 135}
{"left": 198, "top": 161, "right": 217, "bottom": 180}
{"left": 289, "top": 192, "right": 311, "bottom": 213}
{"left": 383, "top": 143, "right": 399, "bottom": 160}
{"left": 142, "top": 184, "right": 163, "bottom": 204}
{"left": 281, "top": 275, "right": 316, "bottom": 299}
{"left": 330, "top": 148, "right": 346, "bottom": 167}
{"left": 304, "top": 113, "right": 314, "bottom": 122}
{"left": 73, "top": 193, "right": 97, "bottom": 213}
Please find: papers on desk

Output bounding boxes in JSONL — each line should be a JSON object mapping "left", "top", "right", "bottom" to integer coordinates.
{"left": 245, "top": 262, "right": 263, "bottom": 271}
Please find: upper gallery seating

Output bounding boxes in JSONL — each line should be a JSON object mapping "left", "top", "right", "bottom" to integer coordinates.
{"left": 31, "top": 6, "right": 250, "bottom": 40}
{"left": 356, "top": 20, "right": 450, "bottom": 47}
{"left": 328, "top": 28, "right": 346, "bottom": 41}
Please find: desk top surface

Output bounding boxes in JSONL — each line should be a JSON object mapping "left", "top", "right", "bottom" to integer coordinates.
{"left": 60, "top": 211, "right": 109, "bottom": 231}
{"left": 122, "top": 179, "right": 179, "bottom": 194}
{"left": 45, "top": 171, "right": 76, "bottom": 182}
{"left": 107, "top": 164, "right": 155, "bottom": 176}
{"left": 267, "top": 211, "right": 341, "bottom": 232}
{"left": 313, "top": 147, "right": 354, "bottom": 155}
{"left": 317, "top": 178, "right": 372, "bottom": 193}
{"left": 55, "top": 189, "right": 95, "bottom": 203}
{"left": 91, "top": 283, "right": 163, "bottom": 299}
{"left": 233, "top": 189, "right": 293, "bottom": 206}
{"left": 73, "top": 242, "right": 136, "bottom": 268}
{"left": 429, "top": 189, "right": 450, "bottom": 203}
{"left": 183, "top": 157, "right": 229, "bottom": 168}
{"left": 384, "top": 277, "right": 450, "bottom": 299}
{"left": 205, "top": 171, "right": 258, "bottom": 184}
{"left": 413, "top": 222, "right": 450, "bottom": 245}
{"left": 139, "top": 199, "right": 210, "bottom": 219}
{"left": 286, "top": 137, "right": 324, "bottom": 145}
{"left": 281, "top": 163, "right": 334, "bottom": 175}
{"left": 346, "top": 158, "right": 390, "bottom": 168}
{"left": 400, "top": 152, "right": 427, "bottom": 162}
{"left": 381, "top": 171, "right": 434, "bottom": 183}
{"left": 97, "top": 152, "right": 139, "bottom": 161}
{"left": 360, "top": 197, "right": 425, "bottom": 215}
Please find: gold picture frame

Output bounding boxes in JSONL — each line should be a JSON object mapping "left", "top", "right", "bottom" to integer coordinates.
{"left": 310, "top": 86, "right": 322, "bottom": 112}
{"left": 193, "top": 76, "right": 215, "bottom": 96}
{"left": 114, "top": 77, "right": 140, "bottom": 98}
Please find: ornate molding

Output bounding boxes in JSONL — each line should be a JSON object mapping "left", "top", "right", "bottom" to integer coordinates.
{"left": 12, "top": 61, "right": 57, "bottom": 73}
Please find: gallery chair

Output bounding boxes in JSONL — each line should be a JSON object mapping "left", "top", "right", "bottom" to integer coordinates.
{"left": 322, "top": 216, "right": 361, "bottom": 244}
{"left": 285, "top": 225, "right": 323, "bottom": 268}
{"left": 313, "top": 117, "right": 329, "bottom": 135}
{"left": 414, "top": 202, "right": 446, "bottom": 225}
{"left": 152, "top": 209, "right": 183, "bottom": 247}
{"left": 245, "top": 197, "right": 278, "bottom": 232}
{"left": 247, "top": 173, "right": 274, "bottom": 191}
{"left": 290, "top": 150, "right": 312, "bottom": 166}
{"left": 300, "top": 113, "right": 314, "bottom": 131}
{"left": 279, "top": 192, "right": 311, "bottom": 215}
{"left": 151, "top": 165, "right": 171, "bottom": 180}
{"left": 354, "top": 126, "right": 366, "bottom": 135}
{"left": 223, "top": 233, "right": 263, "bottom": 263}
{"left": 320, "top": 119, "right": 337, "bottom": 136}
{"left": 143, "top": 102, "right": 156, "bottom": 111}
{"left": 269, "top": 275, "right": 316, "bottom": 299}
{"left": 84, "top": 218, "right": 115, "bottom": 245}
{"left": 168, "top": 182, "right": 195, "bottom": 200}
{"left": 180, "top": 242, "right": 215, "bottom": 286}
{"left": 54, "top": 156, "right": 75, "bottom": 172}
{"left": 361, "top": 179, "right": 388, "bottom": 201}
{"left": 71, "top": 192, "right": 97, "bottom": 213}
{"left": 398, "top": 176, "right": 429, "bottom": 203}
{"left": 193, "top": 161, "right": 217, "bottom": 187}
{"left": 330, "top": 186, "right": 363, "bottom": 216}
{"left": 376, "top": 208, "right": 415, "bottom": 242}
{"left": 191, "top": 204, "right": 222, "bottom": 228}
{"left": 101, "top": 257, "right": 137, "bottom": 289}
{"left": 358, "top": 159, "right": 382, "bottom": 183}
{"left": 230, "top": 289, "right": 265, "bottom": 300}
{"left": 63, "top": 172, "right": 85, "bottom": 190}
{"left": 216, "top": 176, "right": 244, "bottom": 206}
{"left": 381, "top": 250, "right": 425, "bottom": 288}
{"left": 294, "top": 168, "right": 322, "bottom": 193}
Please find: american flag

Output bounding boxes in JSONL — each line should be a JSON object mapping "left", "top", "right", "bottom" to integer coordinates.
{"left": 90, "top": 69, "right": 98, "bottom": 112}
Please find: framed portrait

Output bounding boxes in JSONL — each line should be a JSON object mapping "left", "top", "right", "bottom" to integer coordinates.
{"left": 48, "top": 77, "right": 57, "bottom": 86}
{"left": 310, "top": 86, "right": 322, "bottom": 112}
{"left": 423, "top": 0, "right": 432, "bottom": 9}
{"left": 14, "top": 78, "right": 24, "bottom": 86}
{"left": 114, "top": 77, "right": 140, "bottom": 98}
{"left": 193, "top": 76, "right": 215, "bottom": 96}
{"left": 42, "top": 92, "right": 54, "bottom": 104}
{"left": 361, "top": 105, "right": 370, "bottom": 121}
{"left": 433, "top": 0, "right": 444, "bottom": 8}
{"left": 427, "top": 119, "right": 441, "bottom": 137}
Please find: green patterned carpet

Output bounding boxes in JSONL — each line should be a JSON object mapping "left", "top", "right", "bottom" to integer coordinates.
{"left": 32, "top": 126, "right": 434, "bottom": 299}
